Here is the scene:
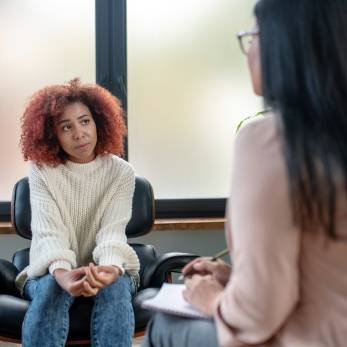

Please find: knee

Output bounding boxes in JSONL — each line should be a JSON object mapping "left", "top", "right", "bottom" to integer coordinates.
{"left": 33, "top": 274, "right": 71, "bottom": 306}
{"left": 37, "top": 274, "right": 61, "bottom": 293}
{"left": 106, "top": 274, "right": 132, "bottom": 295}
{"left": 99, "top": 274, "right": 133, "bottom": 303}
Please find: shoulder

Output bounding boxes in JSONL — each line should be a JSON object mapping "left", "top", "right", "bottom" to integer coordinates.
{"left": 101, "top": 154, "right": 135, "bottom": 178}
{"left": 235, "top": 113, "right": 282, "bottom": 161}
{"left": 233, "top": 113, "right": 287, "bottom": 186}
{"left": 235, "top": 113, "right": 279, "bottom": 150}
{"left": 27, "top": 162, "right": 63, "bottom": 198}
{"left": 28, "top": 161, "right": 61, "bottom": 182}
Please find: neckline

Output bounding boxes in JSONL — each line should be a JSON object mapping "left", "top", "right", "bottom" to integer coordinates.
{"left": 64, "top": 155, "right": 105, "bottom": 174}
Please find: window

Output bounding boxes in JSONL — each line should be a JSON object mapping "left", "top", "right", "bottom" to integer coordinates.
{"left": 0, "top": 0, "right": 95, "bottom": 220}
{"left": 1, "top": 0, "right": 260, "bottom": 221}
{"left": 96, "top": 0, "right": 261, "bottom": 217}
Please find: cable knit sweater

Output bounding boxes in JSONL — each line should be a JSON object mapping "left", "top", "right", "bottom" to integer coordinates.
{"left": 15, "top": 154, "right": 140, "bottom": 293}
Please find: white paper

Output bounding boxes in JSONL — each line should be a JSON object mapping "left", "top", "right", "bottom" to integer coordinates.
{"left": 141, "top": 283, "right": 210, "bottom": 319}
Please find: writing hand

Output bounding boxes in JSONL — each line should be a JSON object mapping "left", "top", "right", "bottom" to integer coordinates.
{"left": 182, "top": 257, "right": 231, "bottom": 286}
{"left": 183, "top": 274, "right": 224, "bottom": 316}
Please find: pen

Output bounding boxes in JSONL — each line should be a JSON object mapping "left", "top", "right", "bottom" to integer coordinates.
{"left": 178, "top": 247, "right": 229, "bottom": 280}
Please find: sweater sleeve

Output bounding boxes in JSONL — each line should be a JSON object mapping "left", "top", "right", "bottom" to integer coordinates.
{"left": 92, "top": 164, "right": 140, "bottom": 276}
{"left": 214, "top": 118, "right": 300, "bottom": 347}
{"left": 27, "top": 164, "right": 77, "bottom": 278}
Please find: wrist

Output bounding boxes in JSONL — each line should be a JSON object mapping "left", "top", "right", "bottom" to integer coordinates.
{"left": 49, "top": 260, "right": 72, "bottom": 276}
{"left": 53, "top": 268, "right": 68, "bottom": 279}
{"left": 112, "top": 265, "right": 122, "bottom": 276}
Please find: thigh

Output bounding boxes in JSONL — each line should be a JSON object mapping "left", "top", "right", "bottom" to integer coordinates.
{"left": 97, "top": 273, "right": 136, "bottom": 302}
{"left": 23, "top": 273, "right": 74, "bottom": 309}
{"left": 22, "top": 274, "right": 75, "bottom": 346}
{"left": 143, "top": 313, "right": 219, "bottom": 347}
{"left": 23, "top": 278, "right": 38, "bottom": 301}
{"left": 91, "top": 274, "right": 136, "bottom": 346}
{"left": 24, "top": 274, "right": 60, "bottom": 300}
{"left": 93, "top": 273, "right": 135, "bottom": 320}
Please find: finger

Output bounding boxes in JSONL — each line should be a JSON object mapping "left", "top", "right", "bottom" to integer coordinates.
{"left": 69, "top": 282, "right": 88, "bottom": 297}
{"left": 215, "top": 258, "right": 227, "bottom": 264}
{"left": 70, "top": 267, "right": 87, "bottom": 280}
{"left": 81, "top": 289, "right": 98, "bottom": 297}
{"left": 96, "top": 265, "right": 116, "bottom": 274}
{"left": 96, "top": 265, "right": 120, "bottom": 281}
{"left": 193, "top": 260, "right": 216, "bottom": 273}
{"left": 90, "top": 263, "right": 103, "bottom": 279}
{"left": 182, "top": 257, "right": 207, "bottom": 274}
{"left": 86, "top": 266, "right": 104, "bottom": 288}
{"left": 97, "top": 271, "right": 118, "bottom": 286}
{"left": 71, "top": 267, "right": 87, "bottom": 276}
{"left": 83, "top": 279, "right": 99, "bottom": 296}
{"left": 89, "top": 264, "right": 106, "bottom": 282}
{"left": 69, "top": 276, "right": 88, "bottom": 293}
{"left": 91, "top": 266, "right": 110, "bottom": 286}
{"left": 71, "top": 292, "right": 81, "bottom": 297}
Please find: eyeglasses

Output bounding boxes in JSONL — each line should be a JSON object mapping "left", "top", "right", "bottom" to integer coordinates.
{"left": 237, "top": 29, "right": 259, "bottom": 55}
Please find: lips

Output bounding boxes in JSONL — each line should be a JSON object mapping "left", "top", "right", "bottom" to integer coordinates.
{"left": 75, "top": 143, "right": 90, "bottom": 150}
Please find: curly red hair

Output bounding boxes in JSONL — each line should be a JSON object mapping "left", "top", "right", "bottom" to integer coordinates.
{"left": 20, "top": 78, "right": 126, "bottom": 166}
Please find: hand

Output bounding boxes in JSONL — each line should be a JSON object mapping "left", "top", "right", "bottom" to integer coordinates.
{"left": 86, "top": 263, "right": 122, "bottom": 289}
{"left": 183, "top": 274, "right": 224, "bottom": 316}
{"left": 54, "top": 264, "right": 122, "bottom": 297}
{"left": 182, "top": 257, "right": 231, "bottom": 286}
{"left": 54, "top": 267, "right": 91, "bottom": 297}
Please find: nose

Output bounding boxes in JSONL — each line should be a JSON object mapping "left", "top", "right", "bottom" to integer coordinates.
{"left": 73, "top": 125, "right": 85, "bottom": 140}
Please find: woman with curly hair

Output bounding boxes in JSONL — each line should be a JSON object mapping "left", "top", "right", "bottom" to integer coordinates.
{"left": 16, "top": 78, "right": 139, "bottom": 347}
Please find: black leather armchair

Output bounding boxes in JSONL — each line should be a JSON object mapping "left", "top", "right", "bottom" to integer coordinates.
{"left": 0, "top": 176, "right": 198, "bottom": 345}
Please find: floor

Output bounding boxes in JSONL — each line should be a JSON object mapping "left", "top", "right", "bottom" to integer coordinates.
{"left": 0, "top": 336, "right": 144, "bottom": 347}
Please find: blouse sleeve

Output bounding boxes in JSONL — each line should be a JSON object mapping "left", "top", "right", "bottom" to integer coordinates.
{"left": 27, "top": 163, "right": 77, "bottom": 278}
{"left": 92, "top": 164, "right": 140, "bottom": 276}
{"left": 214, "top": 117, "right": 300, "bottom": 346}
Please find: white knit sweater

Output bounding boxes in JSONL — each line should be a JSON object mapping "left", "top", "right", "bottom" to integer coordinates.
{"left": 15, "top": 154, "right": 140, "bottom": 292}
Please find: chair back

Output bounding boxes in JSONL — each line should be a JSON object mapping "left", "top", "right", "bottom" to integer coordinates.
{"left": 11, "top": 176, "right": 155, "bottom": 240}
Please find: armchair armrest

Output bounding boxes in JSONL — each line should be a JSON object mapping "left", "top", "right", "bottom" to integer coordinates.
{"left": 0, "top": 259, "right": 20, "bottom": 297}
{"left": 143, "top": 252, "right": 199, "bottom": 288}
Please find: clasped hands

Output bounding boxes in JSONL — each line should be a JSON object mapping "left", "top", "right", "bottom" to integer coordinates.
{"left": 181, "top": 257, "right": 231, "bottom": 316}
{"left": 54, "top": 263, "right": 121, "bottom": 297}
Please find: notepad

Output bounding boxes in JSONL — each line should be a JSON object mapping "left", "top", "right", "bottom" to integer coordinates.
{"left": 141, "top": 283, "right": 210, "bottom": 319}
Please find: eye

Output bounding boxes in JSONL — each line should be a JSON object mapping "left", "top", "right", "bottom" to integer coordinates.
{"left": 62, "top": 124, "right": 71, "bottom": 131}
{"left": 81, "top": 118, "right": 90, "bottom": 125}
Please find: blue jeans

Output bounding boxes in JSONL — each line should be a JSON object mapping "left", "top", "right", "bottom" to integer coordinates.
{"left": 22, "top": 273, "right": 136, "bottom": 347}
{"left": 141, "top": 312, "right": 219, "bottom": 347}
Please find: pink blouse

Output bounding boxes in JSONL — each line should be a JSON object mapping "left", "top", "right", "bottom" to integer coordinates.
{"left": 214, "top": 115, "right": 347, "bottom": 347}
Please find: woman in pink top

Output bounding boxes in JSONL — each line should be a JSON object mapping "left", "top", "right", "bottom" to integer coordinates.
{"left": 142, "top": 0, "right": 347, "bottom": 346}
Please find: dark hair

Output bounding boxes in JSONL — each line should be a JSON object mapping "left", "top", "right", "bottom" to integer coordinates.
{"left": 21, "top": 78, "right": 126, "bottom": 166}
{"left": 255, "top": 0, "right": 347, "bottom": 238}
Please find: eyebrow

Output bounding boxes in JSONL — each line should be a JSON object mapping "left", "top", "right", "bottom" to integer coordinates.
{"left": 58, "top": 114, "right": 91, "bottom": 124}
